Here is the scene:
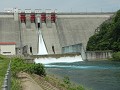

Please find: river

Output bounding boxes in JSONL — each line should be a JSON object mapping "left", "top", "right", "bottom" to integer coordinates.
{"left": 46, "top": 61, "right": 120, "bottom": 90}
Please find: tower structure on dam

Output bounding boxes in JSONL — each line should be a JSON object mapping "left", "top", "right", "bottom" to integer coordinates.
{"left": 0, "top": 8, "right": 113, "bottom": 55}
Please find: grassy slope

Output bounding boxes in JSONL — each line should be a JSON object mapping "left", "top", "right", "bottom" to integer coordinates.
{"left": 0, "top": 56, "right": 9, "bottom": 90}
{"left": 31, "top": 74, "right": 88, "bottom": 90}
{"left": 0, "top": 56, "right": 22, "bottom": 90}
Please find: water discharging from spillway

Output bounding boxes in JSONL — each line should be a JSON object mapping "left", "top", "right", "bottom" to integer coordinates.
{"left": 34, "top": 55, "right": 83, "bottom": 65}
{"left": 38, "top": 30, "right": 48, "bottom": 55}
{"left": 35, "top": 29, "right": 83, "bottom": 65}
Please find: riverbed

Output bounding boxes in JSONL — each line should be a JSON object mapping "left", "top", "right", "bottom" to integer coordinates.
{"left": 46, "top": 61, "right": 120, "bottom": 90}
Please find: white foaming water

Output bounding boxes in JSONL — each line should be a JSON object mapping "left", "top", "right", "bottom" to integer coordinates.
{"left": 36, "top": 29, "right": 83, "bottom": 64}
{"left": 34, "top": 55, "right": 83, "bottom": 64}
{"left": 45, "top": 65, "right": 108, "bottom": 69}
{"left": 38, "top": 30, "right": 48, "bottom": 55}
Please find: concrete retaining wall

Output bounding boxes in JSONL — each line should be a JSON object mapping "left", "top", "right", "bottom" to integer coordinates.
{"left": 86, "top": 51, "right": 112, "bottom": 61}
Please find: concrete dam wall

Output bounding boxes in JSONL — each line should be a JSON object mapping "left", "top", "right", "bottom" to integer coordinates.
{"left": 42, "top": 14, "right": 113, "bottom": 54}
{"left": 41, "top": 23, "right": 61, "bottom": 54}
{"left": 21, "top": 23, "right": 38, "bottom": 55}
{"left": 56, "top": 14, "right": 111, "bottom": 49}
{"left": 0, "top": 17, "right": 20, "bottom": 47}
{"left": 0, "top": 13, "right": 113, "bottom": 55}
{"left": 0, "top": 14, "right": 38, "bottom": 55}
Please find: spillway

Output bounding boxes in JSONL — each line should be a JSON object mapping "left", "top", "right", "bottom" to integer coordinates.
{"left": 34, "top": 55, "right": 83, "bottom": 64}
{"left": 38, "top": 30, "right": 48, "bottom": 55}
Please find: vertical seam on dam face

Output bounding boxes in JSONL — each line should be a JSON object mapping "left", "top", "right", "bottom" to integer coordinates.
{"left": 55, "top": 21, "right": 62, "bottom": 53}
{"left": 56, "top": 18, "right": 67, "bottom": 48}
{"left": 19, "top": 21, "right": 22, "bottom": 52}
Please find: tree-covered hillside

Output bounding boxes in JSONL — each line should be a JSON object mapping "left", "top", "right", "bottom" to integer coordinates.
{"left": 87, "top": 10, "right": 120, "bottom": 52}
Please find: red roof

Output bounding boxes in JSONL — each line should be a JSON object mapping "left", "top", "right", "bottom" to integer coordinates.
{"left": 0, "top": 42, "right": 16, "bottom": 45}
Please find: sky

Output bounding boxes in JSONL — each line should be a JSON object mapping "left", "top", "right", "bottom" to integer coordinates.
{"left": 0, "top": 0, "right": 120, "bottom": 12}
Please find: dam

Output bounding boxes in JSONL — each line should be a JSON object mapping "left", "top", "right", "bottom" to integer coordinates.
{"left": 0, "top": 8, "right": 113, "bottom": 59}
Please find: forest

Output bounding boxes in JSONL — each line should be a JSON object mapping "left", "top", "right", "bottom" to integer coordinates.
{"left": 87, "top": 10, "right": 120, "bottom": 52}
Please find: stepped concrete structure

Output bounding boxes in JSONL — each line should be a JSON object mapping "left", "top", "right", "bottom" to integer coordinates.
{"left": 0, "top": 9, "right": 114, "bottom": 55}
{"left": 21, "top": 23, "right": 38, "bottom": 55}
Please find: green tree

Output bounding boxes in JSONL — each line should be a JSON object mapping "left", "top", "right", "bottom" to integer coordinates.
{"left": 112, "top": 52, "right": 120, "bottom": 61}
{"left": 86, "top": 10, "right": 120, "bottom": 52}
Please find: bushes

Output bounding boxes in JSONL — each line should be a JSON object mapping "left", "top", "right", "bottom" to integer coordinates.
{"left": 62, "top": 76, "right": 85, "bottom": 90}
{"left": 27, "top": 63, "right": 46, "bottom": 76}
{"left": 112, "top": 52, "right": 120, "bottom": 61}
{"left": 11, "top": 57, "right": 46, "bottom": 77}
{"left": 11, "top": 58, "right": 26, "bottom": 77}
{"left": 11, "top": 57, "right": 46, "bottom": 90}
{"left": 63, "top": 76, "right": 71, "bottom": 85}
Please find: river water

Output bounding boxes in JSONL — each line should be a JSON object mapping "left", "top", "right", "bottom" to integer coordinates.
{"left": 46, "top": 61, "right": 120, "bottom": 90}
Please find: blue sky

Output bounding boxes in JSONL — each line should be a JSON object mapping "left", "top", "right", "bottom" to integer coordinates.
{"left": 0, "top": 0, "right": 120, "bottom": 12}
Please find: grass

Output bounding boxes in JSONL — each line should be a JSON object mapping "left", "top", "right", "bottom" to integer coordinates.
{"left": 30, "top": 73, "right": 90, "bottom": 90}
{"left": 10, "top": 57, "right": 46, "bottom": 90}
{"left": 45, "top": 75, "right": 87, "bottom": 90}
{"left": 1, "top": 56, "right": 91, "bottom": 90}
{"left": 11, "top": 77, "right": 22, "bottom": 90}
{"left": 0, "top": 55, "right": 22, "bottom": 90}
{"left": 0, "top": 55, "right": 9, "bottom": 90}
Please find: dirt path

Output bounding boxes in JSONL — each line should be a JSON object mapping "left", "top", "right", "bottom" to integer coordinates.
{"left": 18, "top": 72, "right": 43, "bottom": 90}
